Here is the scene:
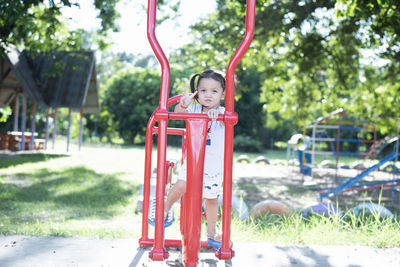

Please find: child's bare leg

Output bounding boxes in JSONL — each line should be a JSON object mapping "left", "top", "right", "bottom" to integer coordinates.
{"left": 205, "top": 198, "right": 219, "bottom": 240}
{"left": 165, "top": 180, "right": 186, "bottom": 212}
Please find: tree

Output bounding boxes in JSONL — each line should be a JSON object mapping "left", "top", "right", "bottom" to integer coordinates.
{"left": 0, "top": 0, "right": 121, "bottom": 55}
{"left": 234, "top": 67, "right": 265, "bottom": 137}
{"left": 173, "top": 0, "right": 400, "bottom": 139}
{"left": 102, "top": 67, "right": 161, "bottom": 144}
{"left": 336, "top": 0, "right": 400, "bottom": 133}
{"left": 0, "top": 106, "right": 11, "bottom": 123}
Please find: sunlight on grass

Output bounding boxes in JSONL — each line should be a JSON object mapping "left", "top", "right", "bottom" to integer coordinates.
{"left": 229, "top": 212, "right": 400, "bottom": 248}
{"left": 0, "top": 146, "right": 143, "bottom": 237}
{"left": 1, "top": 145, "right": 400, "bottom": 248}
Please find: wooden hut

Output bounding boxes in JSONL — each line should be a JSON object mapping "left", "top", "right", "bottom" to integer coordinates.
{"left": 0, "top": 45, "right": 99, "bottom": 151}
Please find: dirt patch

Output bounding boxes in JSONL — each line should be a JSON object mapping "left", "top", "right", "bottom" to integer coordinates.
{"left": 233, "top": 163, "right": 400, "bottom": 215}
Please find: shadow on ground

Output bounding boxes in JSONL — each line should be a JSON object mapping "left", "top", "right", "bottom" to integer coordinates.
{"left": 129, "top": 247, "right": 233, "bottom": 267}
{"left": 234, "top": 175, "right": 315, "bottom": 211}
{"left": 0, "top": 166, "right": 138, "bottom": 226}
{"left": 0, "top": 152, "right": 68, "bottom": 169}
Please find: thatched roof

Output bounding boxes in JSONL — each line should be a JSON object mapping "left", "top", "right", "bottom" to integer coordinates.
{"left": 0, "top": 45, "right": 99, "bottom": 114}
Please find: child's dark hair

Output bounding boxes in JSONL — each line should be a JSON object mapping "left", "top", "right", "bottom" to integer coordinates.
{"left": 189, "top": 70, "right": 225, "bottom": 100}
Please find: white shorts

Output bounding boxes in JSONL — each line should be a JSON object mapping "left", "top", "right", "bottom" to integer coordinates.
{"left": 178, "top": 162, "right": 222, "bottom": 199}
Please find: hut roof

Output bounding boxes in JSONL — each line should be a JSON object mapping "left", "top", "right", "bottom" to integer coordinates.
{"left": 0, "top": 45, "right": 99, "bottom": 114}
{"left": 1, "top": 44, "right": 45, "bottom": 107}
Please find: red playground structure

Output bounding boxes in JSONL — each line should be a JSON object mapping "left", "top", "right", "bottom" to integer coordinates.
{"left": 138, "top": 0, "right": 255, "bottom": 266}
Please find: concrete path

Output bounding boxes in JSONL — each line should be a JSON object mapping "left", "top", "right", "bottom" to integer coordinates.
{"left": 1, "top": 235, "right": 400, "bottom": 267}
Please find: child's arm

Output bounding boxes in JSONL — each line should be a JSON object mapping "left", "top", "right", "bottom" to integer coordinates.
{"left": 175, "top": 90, "right": 197, "bottom": 113}
{"left": 174, "top": 101, "right": 189, "bottom": 113}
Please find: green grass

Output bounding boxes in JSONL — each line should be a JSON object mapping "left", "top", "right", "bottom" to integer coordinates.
{"left": 0, "top": 153, "right": 67, "bottom": 168}
{"left": 0, "top": 166, "right": 140, "bottom": 237}
{"left": 234, "top": 148, "right": 374, "bottom": 167}
{"left": 1, "top": 143, "right": 400, "bottom": 247}
{"left": 0, "top": 144, "right": 147, "bottom": 238}
{"left": 230, "top": 212, "right": 400, "bottom": 247}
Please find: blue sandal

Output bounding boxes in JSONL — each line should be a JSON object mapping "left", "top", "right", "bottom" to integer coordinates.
{"left": 207, "top": 237, "right": 232, "bottom": 249}
{"left": 147, "top": 197, "right": 174, "bottom": 228}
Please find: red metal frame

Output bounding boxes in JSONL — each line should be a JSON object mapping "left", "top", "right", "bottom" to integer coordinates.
{"left": 139, "top": 0, "right": 255, "bottom": 265}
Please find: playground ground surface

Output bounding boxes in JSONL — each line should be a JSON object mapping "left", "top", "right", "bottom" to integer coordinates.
{"left": 233, "top": 161, "right": 400, "bottom": 214}
{"left": 1, "top": 235, "right": 400, "bottom": 267}
{"left": 1, "top": 148, "right": 400, "bottom": 266}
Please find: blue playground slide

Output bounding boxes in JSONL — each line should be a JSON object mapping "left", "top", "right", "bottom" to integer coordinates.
{"left": 320, "top": 151, "right": 400, "bottom": 199}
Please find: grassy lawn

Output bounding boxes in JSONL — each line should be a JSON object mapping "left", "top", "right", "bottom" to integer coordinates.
{"left": 1, "top": 143, "right": 400, "bottom": 247}
{"left": 0, "top": 144, "right": 149, "bottom": 238}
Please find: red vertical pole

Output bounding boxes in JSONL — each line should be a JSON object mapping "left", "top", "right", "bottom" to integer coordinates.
{"left": 147, "top": 0, "right": 170, "bottom": 261}
{"left": 217, "top": 0, "right": 256, "bottom": 260}
{"left": 180, "top": 193, "right": 186, "bottom": 236}
{"left": 225, "top": 0, "right": 256, "bottom": 113}
{"left": 139, "top": 115, "right": 156, "bottom": 245}
{"left": 147, "top": 0, "right": 170, "bottom": 110}
{"left": 184, "top": 118, "right": 208, "bottom": 266}
{"left": 180, "top": 133, "right": 187, "bottom": 236}
{"left": 150, "top": 118, "right": 168, "bottom": 261}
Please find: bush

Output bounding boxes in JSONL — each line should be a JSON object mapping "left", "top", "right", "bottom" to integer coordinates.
{"left": 234, "top": 135, "right": 263, "bottom": 152}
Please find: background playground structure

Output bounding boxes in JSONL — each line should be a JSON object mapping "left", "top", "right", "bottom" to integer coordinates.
{"left": 300, "top": 108, "right": 377, "bottom": 174}
{"left": 285, "top": 109, "right": 400, "bottom": 207}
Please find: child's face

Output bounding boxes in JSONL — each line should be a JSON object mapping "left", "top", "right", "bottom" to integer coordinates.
{"left": 196, "top": 78, "right": 225, "bottom": 111}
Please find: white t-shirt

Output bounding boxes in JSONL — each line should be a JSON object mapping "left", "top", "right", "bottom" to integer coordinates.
{"left": 178, "top": 104, "right": 225, "bottom": 199}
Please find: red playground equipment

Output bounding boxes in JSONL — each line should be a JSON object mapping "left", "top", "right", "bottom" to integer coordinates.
{"left": 138, "top": 0, "right": 255, "bottom": 266}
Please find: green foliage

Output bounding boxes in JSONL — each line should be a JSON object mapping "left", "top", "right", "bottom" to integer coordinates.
{"left": 90, "top": 52, "right": 191, "bottom": 144}
{"left": 96, "top": 52, "right": 159, "bottom": 88}
{"left": 3, "top": 0, "right": 399, "bottom": 146}
{"left": 56, "top": 108, "right": 89, "bottom": 140}
{"left": 85, "top": 110, "right": 118, "bottom": 143}
{"left": 171, "top": 0, "right": 400, "bottom": 140}
{"left": 0, "top": 0, "right": 121, "bottom": 55}
{"left": 155, "top": 0, "right": 181, "bottom": 24}
{"left": 235, "top": 67, "right": 265, "bottom": 138}
{"left": 234, "top": 135, "right": 263, "bottom": 152}
{"left": 0, "top": 106, "right": 12, "bottom": 122}
{"left": 93, "top": 0, "right": 121, "bottom": 32}
{"left": 102, "top": 67, "right": 161, "bottom": 144}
